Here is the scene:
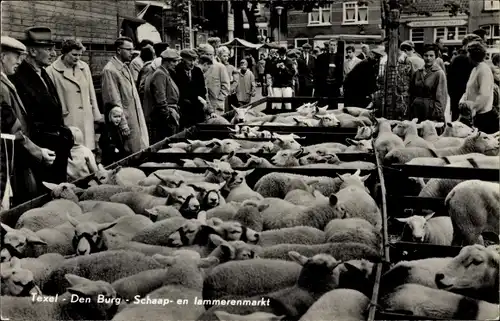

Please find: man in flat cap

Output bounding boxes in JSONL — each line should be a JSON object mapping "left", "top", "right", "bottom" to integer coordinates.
{"left": 297, "top": 43, "right": 315, "bottom": 96}
{"left": 197, "top": 43, "right": 230, "bottom": 115}
{"left": 172, "top": 49, "right": 209, "bottom": 128}
{"left": 137, "top": 42, "right": 169, "bottom": 102}
{"left": 101, "top": 36, "right": 149, "bottom": 154}
{"left": 143, "top": 49, "right": 181, "bottom": 143}
{"left": 400, "top": 40, "right": 424, "bottom": 74}
{"left": 9, "top": 27, "right": 73, "bottom": 188}
{"left": 1, "top": 36, "right": 56, "bottom": 207}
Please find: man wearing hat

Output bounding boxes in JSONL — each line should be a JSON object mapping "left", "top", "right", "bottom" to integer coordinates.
{"left": 173, "top": 49, "right": 209, "bottom": 128}
{"left": 129, "top": 39, "right": 155, "bottom": 83}
{"left": 1, "top": 36, "right": 57, "bottom": 207}
{"left": 400, "top": 40, "right": 424, "bottom": 73}
{"left": 143, "top": 49, "right": 181, "bottom": 143}
{"left": 137, "top": 42, "right": 169, "bottom": 99}
{"left": 269, "top": 46, "right": 295, "bottom": 110}
{"left": 297, "top": 43, "right": 315, "bottom": 96}
{"left": 314, "top": 38, "right": 344, "bottom": 108}
{"left": 9, "top": 27, "right": 74, "bottom": 187}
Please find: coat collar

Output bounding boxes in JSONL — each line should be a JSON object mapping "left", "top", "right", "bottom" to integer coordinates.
{"left": 51, "top": 56, "right": 85, "bottom": 86}
{"left": 1, "top": 72, "right": 26, "bottom": 114}
{"left": 110, "top": 56, "right": 133, "bottom": 83}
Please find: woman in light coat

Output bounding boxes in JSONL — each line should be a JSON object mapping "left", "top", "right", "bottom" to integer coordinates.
{"left": 46, "top": 39, "right": 102, "bottom": 150}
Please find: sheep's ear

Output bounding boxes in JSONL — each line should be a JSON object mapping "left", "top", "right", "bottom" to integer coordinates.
{"left": 65, "top": 274, "right": 91, "bottom": 286}
{"left": 209, "top": 234, "right": 226, "bottom": 246}
{"left": 353, "top": 169, "right": 361, "bottom": 177}
{"left": 411, "top": 118, "right": 418, "bottom": 123}
{"left": 360, "top": 174, "right": 371, "bottom": 182}
{"left": 288, "top": 251, "right": 309, "bottom": 266}
{"left": 145, "top": 208, "right": 158, "bottom": 221}
{"left": 154, "top": 173, "right": 168, "bottom": 184}
{"left": 293, "top": 148, "right": 305, "bottom": 158}
{"left": 207, "top": 217, "right": 223, "bottom": 226}
{"left": 329, "top": 194, "right": 338, "bottom": 205}
{"left": 25, "top": 233, "right": 47, "bottom": 246}
{"left": 217, "top": 181, "right": 226, "bottom": 190}
{"left": 258, "top": 203, "right": 270, "bottom": 212}
{"left": 97, "top": 164, "right": 106, "bottom": 171}
{"left": 395, "top": 217, "right": 409, "bottom": 223}
{"left": 244, "top": 169, "right": 255, "bottom": 177}
{"left": 9, "top": 257, "right": 21, "bottom": 269}
{"left": 335, "top": 173, "right": 345, "bottom": 182}
{"left": 227, "top": 150, "right": 236, "bottom": 159}
{"left": 112, "top": 166, "right": 122, "bottom": 174}
{"left": 1, "top": 222, "right": 14, "bottom": 233}
{"left": 198, "top": 256, "right": 219, "bottom": 269}
{"left": 158, "top": 185, "right": 173, "bottom": 196}
{"left": 97, "top": 221, "right": 118, "bottom": 233}
{"left": 446, "top": 122, "right": 453, "bottom": 128}
{"left": 66, "top": 213, "right": 80, "bottom": 227}
{"left": 87, "top": 180, "right": 98, "bottom": 187}
{"left": 313, "top": 190, "right": 326, "bottom": 199}
{"left": 291, "top": 134, "right": 301, "bottom": 139}
{"left": 435, "top": 122, "right": 445, "bottom": 128}
{"left": 197, "top": 211, "right": 207, "bottom": 224}
{"left": 345, "top": 138, "right": 356, "bottom": 146}
{"left": 424, "top": 212, "right": 435, "bottom": 221}
{"left": 219, "top": 244, "right": 234, "bottom": 261}
{"left": 42, "top": 182, "right": 58, "bottom": 191}
{"left": 152, "top": 254, "right": 176, "bottom": 267}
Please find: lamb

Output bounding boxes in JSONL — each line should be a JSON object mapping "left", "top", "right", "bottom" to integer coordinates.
{"left": 445, "top": 180, "right": 499, "bottom": 245}
{"left": 379, "top": 257, "right": 453, "bottom": 293}
{"left": 354, "top": 125, "right": 374, "bottom": 140}
{"left": 202, "top": 258, "right": 301, "bottom": 307}
{"left": 78, "top": 200, "right": 136, "bottom": 219}
{"left": 384, "top": 146, "right": 438, "bottom": 164}
{"left": 220, "top": 151, "right": 245, "bottom": 167}
{"left": 333, "top": 113, "right": 368, "bottom": 128}
{"left": 303, "top": 142, "right": 348, "bottom": 154}
{"left": 284, "top": 189, "right": 326, "bottom": 207}
{"left": 131, "top": 216, "right": 188, "bottom": 245}
{"left": 205, "top": 138, "right": 242, "bottom": 154}
{"left": 254, "top": 242, "right": 380, "bottom": 262}
{"left": 312, "top": 113, "right": 341, "bottom": 127}
{"left": 137, "top": 170, "right": 185, "bottom": 187}
{"left": 144, "top": 205, "right": 183, "bottom": 222}
{"left": 299, "top": 153, "right": 376, "bottom": 170}
{"left": 1, "top": 223, "right": 48, "bottom": 262}
{"left": 231, "top": 105, "right": 267, "bottom": 124}
{"left": 111, "top": 252, "right": 219, "bottom": 321}
{"left": 271, "top": 149, "right": 304, "bottom": 167}
{"left": 243, "top": 154, "right": 276, "bottom": 168}
{"left": 420, "top": 120, "right": 464, "bottom": 148}
{"left": 225, "top": 169, "right": 263, "bottom": 203}
{"left": 41, "top": 182, "right": 84, "bottom": 203}
{"left": 299, "top": 289, "right": 370, "bottom": 321}
{"left": 14, "top": 199, "right": 82, "bottom": 231}
{"left": 232, "top": 200, "right": 264, "bottom": 232}
{"left": 324, "top": 218, "right": 381, "bottom": 251}
{"left": 380, "top": 283, "right": 498, "bottom": 320}
{"left": 79, "top": 184, "right": 157, "bottom": 201}
{"left": 207, "top": 218, "right": 260, "bottom": 244}
{"left": 257, "top": 198, "right": 307, "bottom": 230}
{"left": 0, "top": 253, "right": 65, "bottom": 287}
{"left": 344, "top": 139, "right": 374, "bottom": 153}
{"left": 188, "top": 181, "right": 226, "bottom": 210}
{"left": 441, "top": 121, "right": 474, "bottom": 137}
{"left": 65, "top": 213, "right": 118, "bottom": 256}
{"left": 41, "top": 250, "right": 166, "bottom": 295}
{"left": 1, "top": 257, "right": 42, "bottom": 296}
{"left": 95, "top": 165, "right": 147, "bottom": 186}
{"left": 373, "top": 117, "right": 405, "bottom": 159}
{"left": 343, "top": 106, "right": 373, "bottom": 118}
{"left": 395, "top": 213, "right": 453, "bottom": 246}
{"left": 392, "top": 119, "right": 433, "bottom": 148}
{"left": 109, "top": 185, "right": 200, "bottom": 218}
{"left": 1, "top": 274, "right": 121, "bottom": 321}
{"left": 435, "top": 244, "right": 499, "bottom": 303}
{"left": 433, "top": 131, "right": 499, "bottom": 157}
{"left": 206, "top": 202, "right": 242, "bottom": 221}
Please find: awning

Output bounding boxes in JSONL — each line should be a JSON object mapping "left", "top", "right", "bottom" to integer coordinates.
{"left": 221, "top": 38, "right": 262, "bottom": 49}
{"left": 313, "top": 34, "right": 382, "bottom": 41}
{"left": 136, "top": 23, "right": 162, "bottom": 44}
{"left": 136, "top": 0, "right": 171, "bottom": 10}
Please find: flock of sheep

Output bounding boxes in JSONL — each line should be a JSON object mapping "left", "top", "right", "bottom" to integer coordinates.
{"left": 0, "top": 103, "right": 499, "bottom": 321}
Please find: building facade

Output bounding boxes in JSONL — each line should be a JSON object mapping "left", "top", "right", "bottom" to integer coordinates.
{"left": 399, "top": 0, "right": 469, "bottom": 53}
{"left": 469, "top": 0, "right": 500, "bottom": 47}
{"left": 286, "top": 0, "right": 383, "bottom": 49}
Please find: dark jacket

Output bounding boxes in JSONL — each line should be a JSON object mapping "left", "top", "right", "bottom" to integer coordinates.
{"left": 314, "top": 50, "right": 344, "bottom": 97}
{"left": 269, "top": 56, "right": 295, "bottom": 88}
{"left": 98, "top": 105, "right": 128, "bottom": 166}
{"left": 297, "top": 53, "right": 315, "bottom": 89}
{"left": 447, "top": 53, "right": 474, "bottom": 119}
{"left": 172, "top": 62, "right": 208, "bottom": 129}
{"left": 409, "top": 64, "right": 448, "bottom": 122}
{"left": 343, "top": 58, "right": 378, "bottom": 107}
{"left": 9, "top": 60, "right": 73, "bottom": 184}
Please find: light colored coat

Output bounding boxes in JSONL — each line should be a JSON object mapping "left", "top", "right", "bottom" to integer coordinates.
{"left": 101, "top": 56, "right": 149, "bottom": 153}
{"left": 204, "top": 60, "right": 230, "bottom": 114}
{"left": 46, "top": 57, "right": 101, "bottom": 150}
{"left": 235, "top": 69, "right": 256, "bottom": 103}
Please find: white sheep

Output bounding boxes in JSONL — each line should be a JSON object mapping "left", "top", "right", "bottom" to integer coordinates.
{"left": 343, "top": 106, "right": 373, "bottom": 118}
{"left": 445, "top": 180, "right": 499, "bottom": 245}
{"left": 258, "top": 226, "right": 327, "bottom": 246}
{"left": 14, "top": 199, "right": 82, "bottom": 231}
{"left": 0, "top": 253, "right": 65, "bottom": 287}
{"left": 434, "top": 131, "right": 499, "bottom": 157}
{"left": 225, "top": 169, "right": 263, "bottom": 203}
{"left": 313, "top": 113, "right": 341, "bottom": 127}
{"left": 354, "top": 125, "right": 374, "bottom": 140}
{"left": 232, "top": 200, "right": 264, "bottom": 232}
{"left": 384, "top": 146, "right": 438, "bottom": 164}
{"left": 393, "top": 119, "right": 433, "bottom": 149}
{"left": 420, "top": 120, "right": 464, "bottom": 148}
{"left": 441, "top": 121, "right": 474, "bottom": 138}
{"left": 435, "top": 244, "right": 499, "bottom": 304}
{"left": 344, "top": 138, "right": 374, "bottom": 153}
{"left": 395, "top": 213, "right": 453, "bottom": 246}
{"left": 374, "top": 118, "right": 405, "bottom": 159}
{"left": 406, "top": 153, "right": 487, "bottom": 166}
{"left": 220, "top": 151, "right": 245, "bottom": 167}
{"left": 299, "top": 289, "right": 370, "bottom": 321}
{"left": 41, "top": 182, "right": 84, "bottom": 203}
{"left": 78, "top": 200, "right": 136, "bottom": 219}
{"left": 324, "top": 218, "right": 381, "bottom": 251}
{"left": 284, "top": 189, "right": 326, "bottom": 207}
{"left": 188, "top": 181, "right": 226, "bottom": 210}
{"left": 1, "top": 257, "right": 42, "bottom": 296}
{"left": 1, "top": 223, "right": 48, "bottom": 262}
{"left": 381, "top": 283, "right": 498, "bottom": 320}
{"left": 66, "top": 213, "right": 118, "bottom": 256}
{"left": 144, "top": 205, "right": 183, "bottom": 221}
{"left": 94, "top": 165, "right": 147, "bottom": 186}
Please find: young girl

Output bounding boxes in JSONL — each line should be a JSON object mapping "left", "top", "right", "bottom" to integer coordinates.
{"left": 67, "top": 126, "right": 99, "bottom": 182}
{"left": 98, "top": 106, "right": 128, "bottom": 166}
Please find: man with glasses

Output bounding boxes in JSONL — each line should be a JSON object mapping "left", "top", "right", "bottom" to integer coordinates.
{"left": 101, "top": 36, "right": 149, "bottom": 154}
{"left": 9, "top": 27, "right": 73, "bottom": 188}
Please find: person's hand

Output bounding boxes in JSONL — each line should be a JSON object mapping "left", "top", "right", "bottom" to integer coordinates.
{"left": 94, "top": 115, "right": 105, "bottom": 124}
{"left": 169, "top": 108, "right": 180, "bottom": 126}
{"left": 121, "top": 127, "right": 131, "bottom": 136}
{"left": 41, "top": 148, "right": 56, "bottom": 165}
{"left": 198, "top": 96, "right": 208, "bottom": 107}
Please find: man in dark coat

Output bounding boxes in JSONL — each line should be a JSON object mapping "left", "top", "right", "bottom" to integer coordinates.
{"left": 297, "top": 43, "right": 315, "bottom": 96}
{"left": 9, "top": 27, "right": 73, "bottom": 186}
{"left": 172, "top": 49, "right": 210, "bottom": 129}
{"left": 447, "top": 34, "right": 483, "bottom": 120}
{"left": 313, "top": 39, "right": 344, "bottom": 109}
{"left": 343, "top": 50, "right": 382, "bottom": 108}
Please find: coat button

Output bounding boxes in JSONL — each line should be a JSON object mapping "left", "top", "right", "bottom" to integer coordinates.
{"left": 78, "top": 106, "right": 83, "bottom": 109}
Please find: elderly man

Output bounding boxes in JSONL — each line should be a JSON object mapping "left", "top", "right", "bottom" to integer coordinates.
{"left": 101, "top": 36, "right": 149, "bottom": 153}
{"left": 217, "top": 46, "right": 239, "bottom": 110}
{"left": 208, "top": 37, "right": 222, "bottom": 61}
{"left": 173, "top": 49, "right": 210, "bottom": 128}
{"left": 144, "top": 49, "right": 181, "bottom": 144}
{"left": 297, "top": 43, "right": 315, "bottom": 96}
{"left": 400, "top": 41, "right": 425, "bottom": 73}
{"left": 197, "top": 43, "right": 230, "bottom": 115}
{"left": 9, "top": 27, "right": 73, "bottom": 187}
{"left": 1, "top": 36, "right": 56, "bottom": 207}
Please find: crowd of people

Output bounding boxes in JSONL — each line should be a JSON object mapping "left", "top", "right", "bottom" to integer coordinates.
{"left": 1, "top": 26, "right": 499, "bottom": 211}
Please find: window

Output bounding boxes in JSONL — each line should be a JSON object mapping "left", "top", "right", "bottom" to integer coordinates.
{"left": 484, "top": 0, "right": 500, "bottom": 11}
{"left": 294, "top": 38, "right": 309, "bottom": 48}
{"left": 409, "top": 28, "right": 424, "bottom": 43}
{"left": 342, "top": 1, "right": 368, "bottom": 25}
{"left": 308, "top": 4, "right": 332, "bottom": 26}
{"left": 434, "top": 26, "right": 468, "bottom": 42}
{"left": 481, "top": 24, "right": 500, "bottom": 39}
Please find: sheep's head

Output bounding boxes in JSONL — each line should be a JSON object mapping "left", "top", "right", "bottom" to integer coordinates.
{"left": 355, "top": 126, "right": 374, "bottom": 140}
{"left": 314, "top": 114, "right": 341, "bottom": 127}
{"left": 168, "top": 142, "right": 190, "bottom": 151}
{"left": 188, "top": 181, "right": 226, "bottom": 210}
{"left": 289, "top": 251, "right": 343, "bottom": 293}
{"left": 226, "top": 169, "right": 255, "bottom": 190}
{"left": 94, "top": 164, "right": 119, "bottom": 185}
{"left": 256, "top": 142, "right": 274, "bottom": 153}
{"left": 153, "top": 173, "right": 185, "bottom": 188}
{"left": 231, "top": 106, "right": 252, "bottom": 124}
{"left": 207, "top": 139, "right": 241, "bottom": 154}
{"left": 160, "top": 185, "right": 200, "bottom": 217}
{"left": 445, "top": 121, "right": 474, "bottom": 138}
{"left": 207, "top": 218, "right": 260, "bottom": 244}
{"left": 435, "top": 244, "right": 500, "bottom": 294}
{"left": 468, "top": 131, "right": 499, "bottom": 154}
{"left": 205, "top": 159, "right": 235, "bottom": 183}
{"left": 271, "top": 149, "right": 304, "bottom": 167}
{"left": 273, "top": 134, "right": 302, "bottom": 150}
{"left": 393, "top": 119, "right": 418, "bottom": 137}
{"left": 42, "top": 182, "right": 83, "bottom": 202}
{"left": 345, "top": 138, "right": 373, "bottom": 152}
{"left": 67, "top": 214, "right": 117, "bottom": 256}
{"left": 220, "top": 150, "right": 237, "bottom": 163}
{"left": 335, "top": 169, "right": 371, "bottom": 193}
{"left": 209, "top": 234, "right": 259, "bottom": 263}
{"left": 296, "top": 102, "right": 316, "bottom": 116}
{"left": 395, "top": 213, "right": 434, "bottom": 242}
{"left": 293, "top": 117, "right": 315, "bottom": 127}
{"left": 65, "top": 273, "right": 119, "bottom": 310}
{"left": 1, "top": 224, "right": 46, "bottom": 262}
{"left": 187, "top": 139, "right": 213, "bottom": 152}
{"left": 299, "top": 152, "right": 340, "bottom": 165}
{"left": 0, "top": 257, "right": 42, "bottom": 296}
{"left": 166, "top": 216, "right": 215, "bottom": 247}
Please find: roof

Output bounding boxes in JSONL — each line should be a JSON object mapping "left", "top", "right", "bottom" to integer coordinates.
{"left": 221, "top": 38, "right": 262, "bottom": 49}
{"left": 401, "top": 0, "right": 469, "bottom": 14}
